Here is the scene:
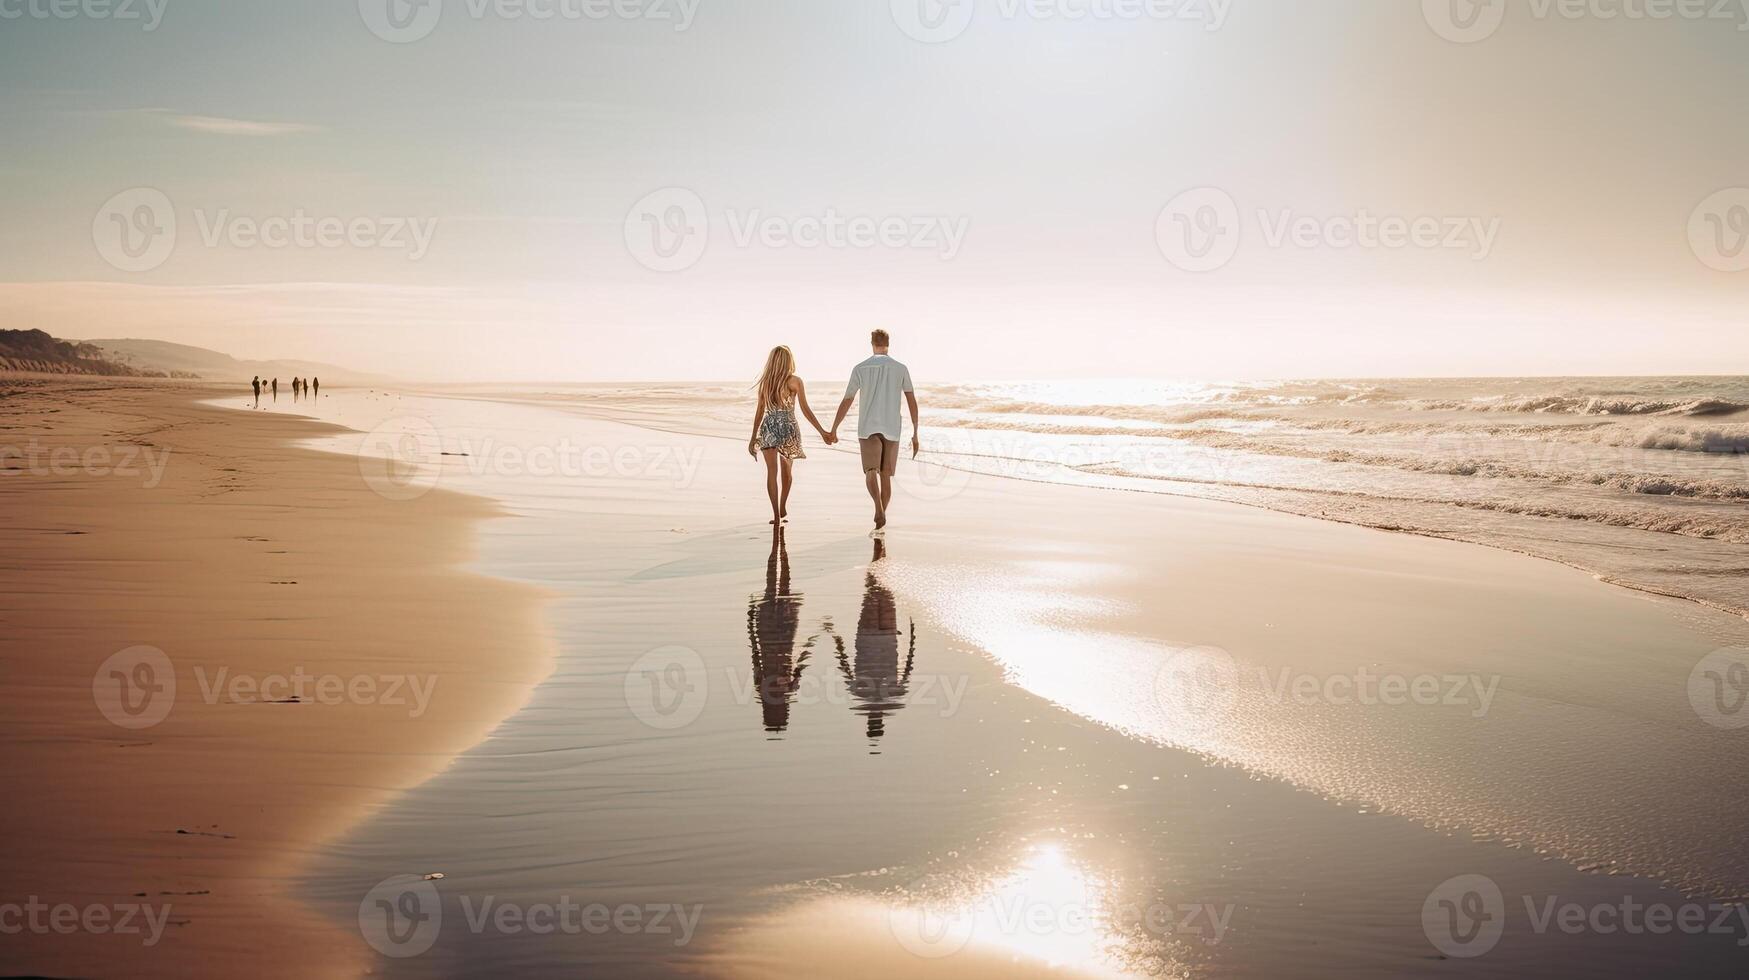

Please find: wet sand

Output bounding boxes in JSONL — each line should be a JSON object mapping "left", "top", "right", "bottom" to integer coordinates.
{"left": 0, "top": 378, "right": 551, "bottom": 978}
{"left": 299, "top": 390, "right": 1749, "bottom": 978}
{"left": 7, "top": 380, "right": 1749, "bottom": 977}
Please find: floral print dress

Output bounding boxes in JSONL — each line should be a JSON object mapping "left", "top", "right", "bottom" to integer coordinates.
{"left": 757, "top": 398, "right": 807, "bottom": 460}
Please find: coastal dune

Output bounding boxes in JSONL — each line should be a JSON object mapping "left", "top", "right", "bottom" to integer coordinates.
{"left": 0, "top": 378, "right": 551, "bottom": 978}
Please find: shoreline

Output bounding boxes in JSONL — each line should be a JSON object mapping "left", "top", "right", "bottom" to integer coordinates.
{"left": 496, "top": 386, "right": 1749, "bottom": 623}
{"left": 0, "top": 377, "right": 554, "bottom": 978}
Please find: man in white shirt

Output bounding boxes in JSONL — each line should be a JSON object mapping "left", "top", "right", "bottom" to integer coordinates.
{"left": 830, "top": 330, "right": 919, "bottom": 530}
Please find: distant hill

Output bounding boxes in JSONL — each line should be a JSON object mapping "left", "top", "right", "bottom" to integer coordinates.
{"left": 87, "top": 338, "right": 382, "bottom": 384}
{"left": 0, "top": 329, "right": 164, "bottom": 377}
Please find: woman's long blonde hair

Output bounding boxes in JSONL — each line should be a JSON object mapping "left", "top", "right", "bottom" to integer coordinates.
{"left": 756, "top": 346, "right": 796, "bottom": 409}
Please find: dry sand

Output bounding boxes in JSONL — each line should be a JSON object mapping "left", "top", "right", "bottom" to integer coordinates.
{"left": 0, "top": 377, "right": 552, "bottom": 978}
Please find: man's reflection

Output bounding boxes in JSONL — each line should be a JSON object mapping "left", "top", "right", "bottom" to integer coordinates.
{"left": 748, "top": 527, "right": 807, "bottom": 734}
{"left": 835, "top": 537, "right": 915, "bottom": 747}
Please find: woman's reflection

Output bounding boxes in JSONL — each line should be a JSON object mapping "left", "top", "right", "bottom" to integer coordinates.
{"left": 833, "top": 537, "right": 916, "bottom": 747}
{"left": 747, "top": 527, "right": 808, "bottom": 734}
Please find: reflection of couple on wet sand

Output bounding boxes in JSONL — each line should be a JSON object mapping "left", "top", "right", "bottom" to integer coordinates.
{"left": 747, "top": 529, "right": 915, "bottom": 744}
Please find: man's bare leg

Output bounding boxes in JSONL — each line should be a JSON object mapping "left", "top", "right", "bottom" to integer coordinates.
{"left": 865, "top": 468, "right": 885, "bottom": 529}
{"left": 879, "top": 473, "right": 893, "bottom": 514}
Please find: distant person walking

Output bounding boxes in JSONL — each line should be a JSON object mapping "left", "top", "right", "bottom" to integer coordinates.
{"left": 252, "top": 376, "right": 261, "bottom": 408}
{"left": 312, "top": 377, "right": 320, "bottom": 398}
{"left": 271, "top": 378, "right": 279, "bottom": 401}
{"left": 830, "top": 330, "right": 919, "bottom": 531}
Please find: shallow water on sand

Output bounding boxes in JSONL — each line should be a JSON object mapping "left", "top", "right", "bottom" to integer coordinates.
{"left": 254, "top": 388, "right": 1749, "bottom": 978}
{"left": 479, "top": 377, "right": 1749, "bottom": 618}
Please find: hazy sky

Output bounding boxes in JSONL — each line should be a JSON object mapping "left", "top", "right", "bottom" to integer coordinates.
{"left": 1, "top": 0, "right": 1745, "bottom": 381}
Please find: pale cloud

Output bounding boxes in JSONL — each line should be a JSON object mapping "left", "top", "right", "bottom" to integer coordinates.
{"left": 161, "top": 113, "right": 321, "bottom": 137}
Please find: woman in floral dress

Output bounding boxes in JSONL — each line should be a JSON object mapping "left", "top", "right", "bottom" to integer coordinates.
{"left": 748, "top": 345, "right": 834, "bottom": 524}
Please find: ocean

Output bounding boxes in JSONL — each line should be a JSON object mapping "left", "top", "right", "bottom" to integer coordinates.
{"left": 486, "top": 376, "right": 1749, "bottom": 618}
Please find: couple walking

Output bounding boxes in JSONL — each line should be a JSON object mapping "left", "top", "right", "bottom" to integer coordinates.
{"left": 748, "top": 330, "right": 919, "bottom": 530}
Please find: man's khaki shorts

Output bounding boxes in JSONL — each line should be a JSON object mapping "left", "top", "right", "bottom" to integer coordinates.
{"left": 859, "top": 435, "right": 900, "bottom": 476}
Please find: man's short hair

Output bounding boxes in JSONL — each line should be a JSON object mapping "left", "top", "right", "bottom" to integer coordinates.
{"left": 871, "top": 329, "right": 890, "bottom": 348}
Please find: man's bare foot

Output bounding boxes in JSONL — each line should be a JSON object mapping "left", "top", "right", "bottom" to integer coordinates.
{"left": 873, "top": 510, "right": 887, "bottom": 530}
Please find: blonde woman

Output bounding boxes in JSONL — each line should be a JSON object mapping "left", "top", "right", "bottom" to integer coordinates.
{"left": 748, "top": 346, "right": 834, "bottom": 524}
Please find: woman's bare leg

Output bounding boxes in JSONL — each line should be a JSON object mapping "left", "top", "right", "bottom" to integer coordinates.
{"left": 778, "top": 455, "right": 794, "bottom": 521}
{"left": 762, "top": 449, "right": 782, "bottom": 524}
